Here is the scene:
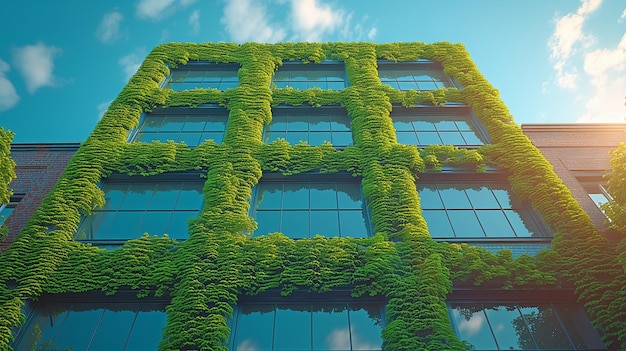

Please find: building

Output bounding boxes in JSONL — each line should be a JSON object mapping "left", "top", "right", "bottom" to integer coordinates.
{"left": 1, "top": 42, "right": 625, "bottom": 350}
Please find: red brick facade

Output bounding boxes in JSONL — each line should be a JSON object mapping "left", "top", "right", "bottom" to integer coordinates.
{"left": 522, "top": 123, "right": 626, "bottom": 230}
{"left": 1, "top": 143, "right": 78, "bottom": 251}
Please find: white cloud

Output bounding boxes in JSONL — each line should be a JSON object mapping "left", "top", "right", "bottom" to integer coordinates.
{"left": 12, "top": 42, "right": 62, "bottom": 94}
{"left": 136, "top": 0, "right": 195, "bottom": 21}
{"left": 221, "top": 0, "right": 286, "bottom": 43}
{"left": 97, "top": 100, "right": 112, "bottom": 120}
{"left": 367, "top": 27, "right": 377, "bottom": 40}
{"left": 0, "top": 59, "right": 19, "bottom": 111}
{"left": 290, "top": 0, "right": 343, "bottom": 42}
{"left": 96, "top": 10, "right": 123, "bottom": 44}
{"left": 619, "top": 8, "right": 626, "bottom": 23}
{"left": 578, "top": 33, "right": 626, "bottom": 122}
{"left": 118, "top": 49, "right": 146, "bottom": 82}
{"left": 189, "top": 10, "right": 200, "bottom": 35}
{"left": 548, "top": 0, "right": 601, "bottom": 89}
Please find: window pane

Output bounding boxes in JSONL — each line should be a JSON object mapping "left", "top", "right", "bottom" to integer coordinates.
{"left": 275, "top": 304, "right": 311, "bottom": 351}
{"left": 286, "top": 115, "right": 309, "bottom": 131}
{"left": 393, "top": 118, "right": 414, "bottom": 131}
{"left": 484, "top": 305, "right": 534, "bottom": 350}
{"left": 310, "top": 211, "right": 340, "bottom": 237}
{"left": 104, "top": 211, "right": 143, "bottom": 239}
{"left": 281, "top": 211, "right": 309, "bottom": 238}
{"left": 337, "top": 183, "right": 362, "bottom": 209}
{"left": 309, "top": 131, "right": 332, "bottom": 146}
{"left": 331, "top": 131, "right": 353, "bottom": 146}
{"left": 148, "top": 183, "right": 181, "bottom": 210}
{"left": 309, "top": 115, "right": 330, "bottom": 131}
{"left": 417, "top": 186, "right": 443, "bottom": 209}
{"left": 434, "top": 121, "right": 457, "bottom": 131}
{"left": 167, "top": 211, "right": 196, "bottom": 239}
{"left": 396, "top": 131, "right": 418, "bottom": 144}
{"left": 555, "top": 304, "right": 606, "bottom": 349}
{"left": 505, "top": 210, "right": 538, "bottom": 237}
{"left": 137, "top": 211, "right": 171, "bottom": 236}
{"left": 257, "top": 183, "right": 283, "bottom": 210}
{"left": 89, "top": 310, "right": 136, "bottom": 351}
{"left": 312, "top": 304, "right": 350, "bottom": 350}
{"left": 476, "top": 210, "right": 516, "bottom": 237}
{"left": 286, "top": 131, "right": 308, "bottom": 145}
{"left": 310, "top": 183, "right": 337, "bottom": 209}
{"left": 461, "top": 131, "right": 484, "bottom": 145}
{"left": 449, "top": 304, "right": 498, "bottom": 350}
{"left": 176, "top": 183, "right": 204, "bottom": 210}
{"left": 103, "top": 184, "right": 128, "bottom": 210}
{"left": 233, "top": 305, "right": 274, "bottom": 351}
{"left": 465, "top": 186, "right": 500, "bottom": 209}
{"left": 120, "top": 184, "right": 153, "bottom": 210}
{"left": 179, "top": 133, "right": 202, "bottom": 146}
{"left": 439, "top": 186, "right": 471, "bottom": 209}
{"left": 339, "top": 211, "right": 368, "bottom": 238}
{"left": 125, "top": 310, "right": 167, "bottom": 351}
{"left": 330, "top": 115, "right": 350, "bottom": 131}
{"left": 519, "top": 304, "right": 573, "bottom": 350}
{"left": 439, "top": 132, "right": 465, "bottom": 145}
{"left": 49, "top": 309, "right": 103, "bottom": 351}
{"left": 349, "top": 305, "right": 383, "bottom": 350}
{"left": 29, "top": 311, "right": 71, "bottom": 351}
{"left": 255, "top": 210, "right": 281, "bottom": 236}
{"left": 422, "top": 210, "right": 454, "bottom": 238}
{"left": 282, "top": 184, "right": 309, "bottom": 209}
{"left": 448, "top": 210, "right": 483, "bottom": 237}
{"left": 417, "top": 131, "right": 442, "bottom": 145}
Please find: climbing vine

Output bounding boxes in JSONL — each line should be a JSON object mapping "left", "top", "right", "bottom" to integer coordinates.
{"left": 0, "top": 42, "right": 624, "bottom": 350}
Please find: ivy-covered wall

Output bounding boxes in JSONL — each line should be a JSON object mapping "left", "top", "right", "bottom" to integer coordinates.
{"left": 0, "top": 128, "right": 15, "bottom": 243}
{"left": 0, "top": 42, "right": 625, "bottom": 350}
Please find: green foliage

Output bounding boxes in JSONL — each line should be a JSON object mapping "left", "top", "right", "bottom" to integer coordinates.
{"left": 0, "top": 42, "right": 624, "bottom": 350}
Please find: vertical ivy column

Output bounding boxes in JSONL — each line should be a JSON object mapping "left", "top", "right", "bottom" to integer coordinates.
{"left": 339, "top": 43, "right": 462, "bottom": 349}
{"left": 162, "top": 44, "right": 273, "bottom": 350}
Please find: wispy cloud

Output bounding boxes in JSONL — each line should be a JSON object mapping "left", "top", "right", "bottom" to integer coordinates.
{"left": 12, "top": 42, "right": 62, "bottom": 94}
{"left": 0, "top": 59, "right": 20, "bottom": 112}
{"left": 96, "top": 10, "right": 123, "bottom": 44}
{"left": 619, "top": 8, "right": 626, "bottom": 23}
{"left": 220, "top": 0, "right": 376, "bottom": 43}
{"left": 118, "top": 48, "right": 146, "bottom": 82}
{"left": 136, "top": 0, "right": 195, "bottom": 21}
{"left": 221, "top": 0, "right": 286, "bottom": 42}
{"left": 189, "top": 10, "right": 200, "bottom": 35}
{"left": 548, "top": 0, "right": 601, "bottom": 89}
{"left": 578, "top": 33, "right": 626, "bottom": 122}
{"left": 97, "top": 100, "right": 112, "bottom": 120}
{"left": 290, "top": 0, "right": 343, "bottom": 42}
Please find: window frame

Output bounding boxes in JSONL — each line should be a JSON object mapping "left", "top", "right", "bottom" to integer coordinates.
{"left": 250, "top": 173, "right": 372, "bottom": 239}
{"left": 75, "top": 172, "right": 205, "bottom": 247}
{"left": 0, "top": 194, "right": 23, "bottom": 225}
{"left": 162, "top": 61, "right": 240, "bottom": 91}
{"left": 128, "top": 105, "right": 229, "bottom": 147}
{"left": 12, "top": 291, "right": 169, "bottom": 351}
{"left": 229, "top": 289, "right": 386, "bottom": 351}
{"left": 377, "top": 60, "right": 457, "bottom": 91}
{"left": 390, "top": 105, "right": 489, "bottom": 147}
{"left": 447, "top": 289, "right": 606, "bottom": 351}
{"left": 417, "top": 171, "right": 552, "bottom": 244}
{"left": 271, "top": 61, "right": 348, "bottom": 91}
{"left": 265, "top": 105, "right": 354, "bottom": 148}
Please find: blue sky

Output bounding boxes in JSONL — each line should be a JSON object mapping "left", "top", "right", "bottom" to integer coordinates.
{"left": 0, "top": 0, "right": 624, "bottom": 143}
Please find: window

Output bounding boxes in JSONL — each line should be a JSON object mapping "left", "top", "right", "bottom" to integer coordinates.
{"left": 418, "top": 181, "right": 549, "bottom": 239}
{"left": 252, "top": 176, "right": 369, "bottom": 238}
{"left": 272, "top": 62, "right": 346, "bottom": 90}
{"left": 265, "top": 107, "right": 353, "bottom": 147}
{"left": 13, "top": 300, "right": 167, "bottom": 351}
{"left": 163, "top": 62, "right": 239, "bottom": 91}
{"left": 131, "top": 107, "right": 228, "bottom": 146}
{"left": 0, "top": 195, "right": 21, "bottom": 225}
{"left": 449, "top": 301, "right": 605, "bottom": 350}
{"left": 75, "top": 176, "right": 204, "bottom": 244}
{"left": 231, "top": 293, "right": 384, "bottom": 351}
{"left": 391, "top": 107, "right": 486, "bottom": 147}
{"left": 378, "top": 62, "right": 454, "bottom": 91}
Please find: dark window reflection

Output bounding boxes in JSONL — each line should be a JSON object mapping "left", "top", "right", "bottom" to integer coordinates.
{"left": 13, "top": 302, "right": 167, "bottom": 351}
{"left": 253, "top": 181, "right": 368, "bottom": 238}
{"left": 232, "top": 302, "right": 383, "bottom": 351}
{"left": 417, "top": 182, "right": 549, "bottom": 239}
{"left": 134, "top": 109, "right": 228, "bottom": 146}
{"left": 272, "top": 64, "right": 346, "bottom": 91}
{"left": 76, "top": 180, "right": 204, "bottom": 243}
{"left": 449, "top": 302, "right": 605, "bottom": 350}
{"left": 392, "top": 114, "right": 485, "bottom": 147}
{"left": 265, "top": 108, "right": 353, "bottom": 147}
{"left": 378, "top": 63, "right": 453, "bottom": 91}
{"left": 164, "top": 64, "right": 239, "bottom": 91}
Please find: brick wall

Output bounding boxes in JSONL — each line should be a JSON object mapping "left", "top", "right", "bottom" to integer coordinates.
{"left": 522, "top": 123, "right": 626, "bottom": 230}
{"left": 1, "top": 143, "right": 79, "bottom": 251}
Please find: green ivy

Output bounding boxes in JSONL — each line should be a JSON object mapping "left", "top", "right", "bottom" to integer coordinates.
{"left": 0, "top": 42, "right": 624, "bottom": 351}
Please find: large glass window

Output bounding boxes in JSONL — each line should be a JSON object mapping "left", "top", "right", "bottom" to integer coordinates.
{"left": 76, "top": 176, "right": 204, "bottom": 244}
{"left": 252, "top": 177, "right": 369, "bottom": 238}
{"left": 265, "top": 107, "right": 353, "bottom": 147}
{"left": 131, "top": 107, "right": 228, "bottom": 146}
{"left": 392, "top": 107, "right": 486, "bottom": 147}
{"left": 164, "top": 63, "right": 239, "bottom": 91}
{"left": 449, "top": 301, "right": 605, "bottom": 350}
{"left": 378, "top": 62, "right": 453, "bottom": 91}
{"left": 418, "top": 182, "right": 548, "bottom": 239}
{"left": 231, "top": 300, "right": 384, "bottom": 350}
{"left": 13, "top": 301, "right": 167, "bottom": 351}
{"left": 272, "top": 63, "right": 346, "bottom": 90}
